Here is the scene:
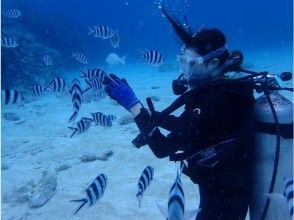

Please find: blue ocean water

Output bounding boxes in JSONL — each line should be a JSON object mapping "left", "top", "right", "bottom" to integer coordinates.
{"left": 1, "top": 0, "right": 293, "bottom": 220}
{"left": 2, "top": 0, "right": 293, "bottom": 64}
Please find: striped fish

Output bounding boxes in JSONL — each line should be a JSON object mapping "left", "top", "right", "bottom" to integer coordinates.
{"left": 1, "top": 36, "right": 18, "bottom": 48}
{"left": 72, "top": 52, "right": 88, "bottom": 64}
{"left": 141, "top": 50, "right": 164, "bottom": 66}
{"left": 68, "top": 117, "right": 92, "bottom": 138}
{"left": 82, "top": 69, "right": 106, "bottom": 97}
{"left": 268, "top": 177, "right": 294, "bottom": 218}
{"left": 284, "top": 178, "right": 294, "bottom": 217}
{"left": 90, "top": 112, "right": 112, "bottom": 127}
{"left": 2, "top": 9, "right": 22, "bottom": 18}
{"left": 88, "top": 25, "right": 114, "bottom": 39}
{"left": 70, "top": 173, "right": 108, "bottom": 214}
{"left": 68, "top": 79, "right": 83, "bottom": 123}
{"left": 107, "top": 114, "right": 117, "bottom": 122}
{"left": 157, "top": 166, "right": 199, "bottom": 220}
{"left": 32, "top": 84, "right": 46, "bottom": 96}
{"left": 167, "top": 172, "right": 186, "bottom": 220}
{"left": 81, "top": 68, "right": 106, "bottom": 82}
{"left": 1, "top": 89, "right": 24, "bottom": 105}
{"left": 110, "top": 30, "right": 120, "bottom": 48}
{"left": 43, "top": 55, "right": 53, "bottom": 66}
{"left": 46, "top": 77, "right": 67, "bottom": 93}
{"left": 84, "top": 76, "right": 103, "bottom": 93}
{"left": 136, "top": 166, "right": 154, "bottom": 208}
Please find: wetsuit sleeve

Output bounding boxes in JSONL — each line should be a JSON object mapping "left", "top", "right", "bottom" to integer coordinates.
{"left": 152, "top": 111, "right": 180, "bottom": 131}
{"left": 134, "top": 108, "right": 195, "bottom": 158}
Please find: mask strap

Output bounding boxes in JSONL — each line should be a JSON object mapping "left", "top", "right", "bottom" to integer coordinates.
{"left": 192, "top": 45, "right": 228, "bottom": 65}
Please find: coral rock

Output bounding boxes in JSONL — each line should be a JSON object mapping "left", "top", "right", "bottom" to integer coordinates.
{"left": 80, "top": 153, "right": 97, "bottom": 162}
{"left": 118, "top": 114, "right": 134, "bottom": 125}
{"left": 28, "top": 170, "right": 57, "bottom": 208}
{"left": 55, "top": 163, "right": 72, "bottom": 172}
{"left": 97, "top": 150, "right": 114, "bottom": 161}
{"left": 3, "top": 113, "right": 20, "bottom": 121}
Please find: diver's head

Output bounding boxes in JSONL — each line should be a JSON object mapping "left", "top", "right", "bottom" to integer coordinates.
{"left": 177, "top": 28, "right": 230, "bottom": 88}
{"left": 161, "top": 8, "right": 243, "bottom": 91}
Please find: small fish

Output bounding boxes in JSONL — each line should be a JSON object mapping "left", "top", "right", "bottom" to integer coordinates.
{"left": 110, "top": 30, "right": 120, "bottom": 48}
{"left": 68, "top": 117, "right": 92, "bottom": 138}
{"left": 70, "top": 173, "right": 108, "bottom": 214}
{"left": 1, "top": 89, "right": 24, "bottom": 105}
{"left": 1, "top": 36, "right": 18, "bottom": 48}
{"left": 32, "top": 84, "right": 46, "bottom": 96}
{"left": 2, "top": 9, "right": 22, "bottom": 18}
{"left": 90, "top": 112, "right": 112, "bottom": 127}
{"left": 267, "top": 177, "right": 293, "bottom": 218}
{"left": 106, "top": 114, "right": 117, "bottom": 122}
{"left": 88, "top": 25, "right": 114, "bottom": 39}
{"left": 46, "top": 77, "right": 67, "bottom": 93}
{"left": 141, "top": 50, "right": 164, "bottom": 66}
{"left": 69, "top": 79, "right": 83, "bottom": 123}
{"left": 105, "top": 53, "right": 126, "bottom": 67}
{"left": 81, "top": 68, "right": 106, "bottom": 82}
{"left": 136, "top": 166, "right": 154, "bottom": 208}
{"left": 43, "top": 55, "right": 53, "bottom": 66}
{"left": 72, "top": 52, "right": 88, "bottom": 64}
{"left": 157, "top": 166, "right": 199, "bottom": 220}
{"left": 84, "top": 76, "right": 104, "bottom": 93}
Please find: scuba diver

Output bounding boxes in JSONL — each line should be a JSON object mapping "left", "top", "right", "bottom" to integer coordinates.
{"left": 103, "top": 8, "right": 293, "bottom": 220}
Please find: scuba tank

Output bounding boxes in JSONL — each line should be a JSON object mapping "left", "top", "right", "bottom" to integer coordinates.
{"left": 251, "top": 90, "right": 293, "bottom": 220}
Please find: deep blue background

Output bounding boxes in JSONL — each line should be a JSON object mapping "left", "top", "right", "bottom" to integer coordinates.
{"left": 2, "top": 0, "right": 293, "bottom": 63}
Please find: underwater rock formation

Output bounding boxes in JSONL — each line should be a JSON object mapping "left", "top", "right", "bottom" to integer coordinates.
{"left": 3, "top": 181, "right": 35, "bottom": 205}
{"left": 80, "top": 153, "right": 97, "bottom": 162}
{"left": 55, "top": 163, "right": 72, "bottom": 172}
{"left": 96, "top": 150, "right": 114, "bottom": 161}
{"left": 3, "top": 112, "right": 20, "bottom": 121}
{"left": 1, "top": 21, "right": 63, "bottom": 91}
{"left": 118, "top": 114, "right": 135, "bottom": 125}
{"left": 28, "top": 170, "right": 57, "bottom": 208}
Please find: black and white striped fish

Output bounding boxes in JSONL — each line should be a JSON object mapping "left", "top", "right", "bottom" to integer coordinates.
{"left": 46, "top": 77, "right": 67, "bottom": 93}
{"left": 107, "top": 114, "right": 117, "bottom": 122}
{"left": 284, "top": 177, "right": 294, "bottom": 217}
{"left": 84, "top": 76, "right": 103, "bottom": 93}
{"left": 90, "top": 112, "right": 112, "bottom": 127}
{"left": 81, "top": 68, "right": 106, "bottom": 82}
{"left": 32, "top": 84, "right": 46, "bottom": 96}
{"left": 1, "top": 36, "right": 18, "bottom": 48}
{"left": 110, "top": 30, "right": 120, "bottom": 48}
{"left": 157, "top": 166, "right": 199, "bottom": 220}
{"left": 141, "top": 50, "right": 164, "bottom": 66}
{"left": 2, "top": 9, "right": 22, "bottom": 18}
{"left": 88, "top": 25, "right": 114, "bottom": 39}
{"left": 43, "top": 54, "right": 53, "bottom": 66}
{"left": 68, "top": 117, "right": 92, "bottom": 138}
{"left": 72, "top": 52, "right": 88, "bottom": 64}
{"left": 69, "top": 79, "right": 83, "bottom": 123}
{"left": 136, "top": 166, "right": 154, "bottom": 208}
{"left": 1, "top": 89, "right": 24, "bottom": 105}
{"left": 268, "top": 177, "right": 293, "bottom": 218}
{"left": 70, "top": 173, "right": 108, "bottom": 214}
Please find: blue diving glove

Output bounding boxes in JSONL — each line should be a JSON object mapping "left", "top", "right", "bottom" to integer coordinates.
{"left": 103, "top": 74, "right": 140, "bottom": 111}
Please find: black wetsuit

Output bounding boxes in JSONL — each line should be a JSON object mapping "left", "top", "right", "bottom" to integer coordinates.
{"left": 134, "top": 84, "right": 255, "bottom": 220}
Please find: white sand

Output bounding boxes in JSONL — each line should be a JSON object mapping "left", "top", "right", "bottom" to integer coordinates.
{"left": 1, "top": 48, "right": 292, "bottom": 220}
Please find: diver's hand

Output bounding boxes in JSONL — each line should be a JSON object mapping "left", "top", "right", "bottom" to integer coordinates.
{"left": 103, "top": 74, "right": 140, "bottom": 111}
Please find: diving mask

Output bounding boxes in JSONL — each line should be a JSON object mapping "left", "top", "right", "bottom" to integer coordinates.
{"left": 177, "top": 45, "right": 229, "bottom": 81}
